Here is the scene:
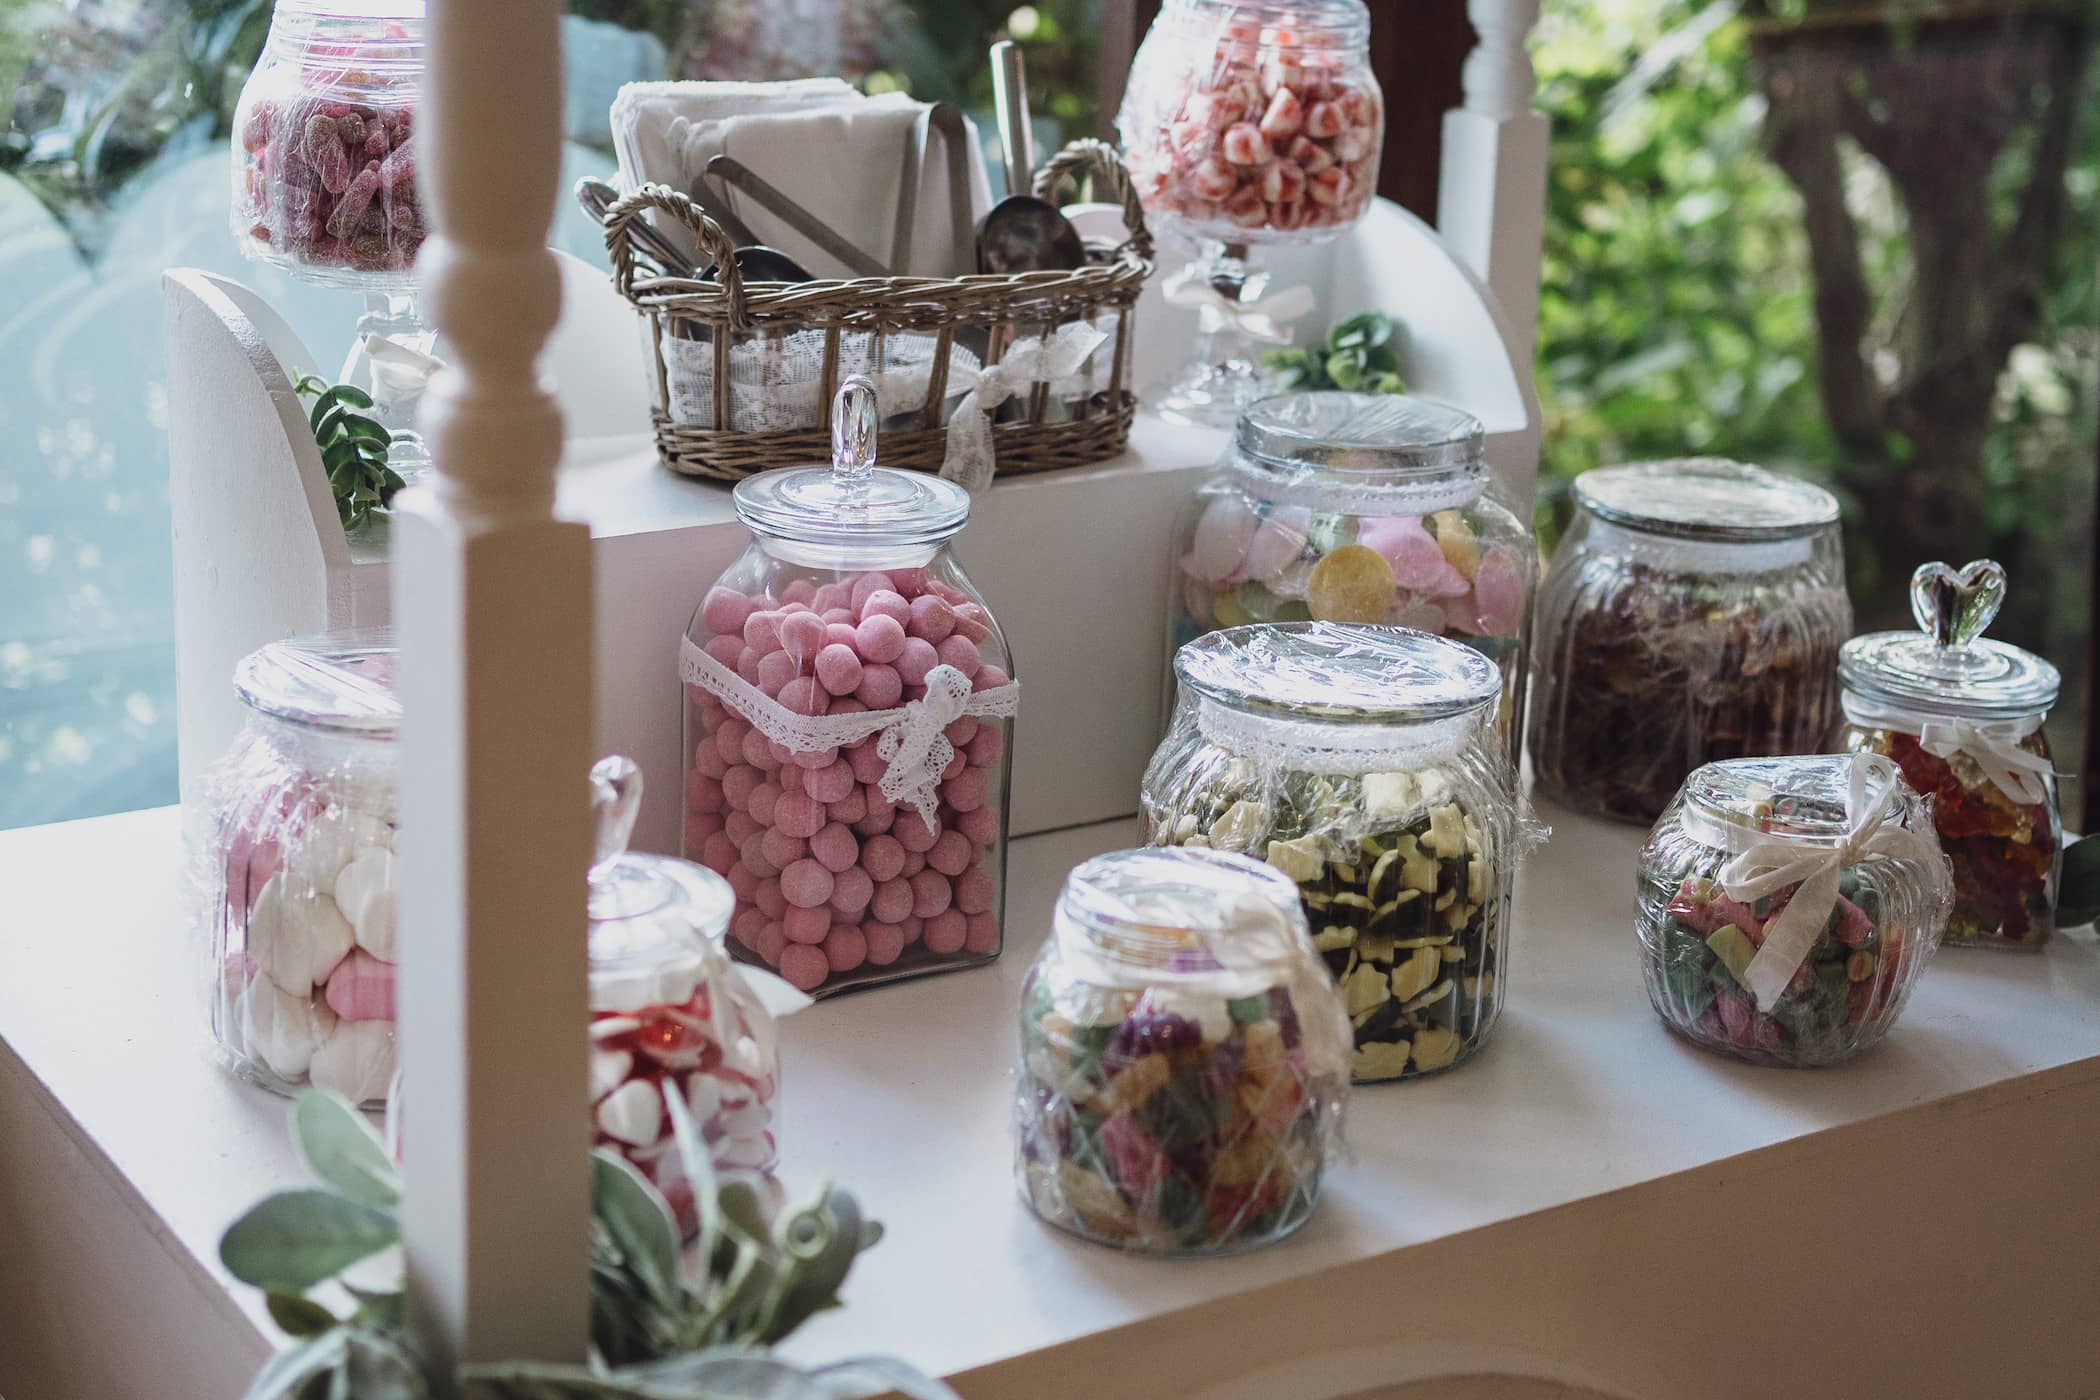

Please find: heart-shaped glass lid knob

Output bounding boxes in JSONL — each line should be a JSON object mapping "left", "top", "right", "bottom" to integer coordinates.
{"left": 1910, "top": 560, "right": 2006, "bottom": 648}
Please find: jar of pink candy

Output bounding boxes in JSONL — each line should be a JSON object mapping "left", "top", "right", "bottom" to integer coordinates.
{"left": 1169, "top": 393, "right": 1534, "bottom": 755}
{"left": 1118, "top": 0, "right": 1383, "bottom": 425}
{"left": 194, "top": 633, "right": 403, "bottom": 1106}
{"left": 680, "top": 377, "right": 1019, "bottom": 998}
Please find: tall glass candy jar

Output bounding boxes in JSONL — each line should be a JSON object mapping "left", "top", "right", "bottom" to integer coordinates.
{"left": 1530, "top": 459, "right": 1852, "bottom": 824}
{"left": 1144, "top": 622, "right": 1518, "bottom": 1083}
{"left": 680, "top": 379, "right": 1018, "bottom": 997}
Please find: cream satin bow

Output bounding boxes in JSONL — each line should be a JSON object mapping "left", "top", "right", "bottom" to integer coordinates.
{"left": 1842, "top": 695, "right": 2054, "bottom": 807}
{"left": 940, "top": 322, "right": 1108, "bottom": 494}
{"left": 1161, "top": 266, "right": 1317, "bottom": 345}
{"left": 364, "top": 334, "right": 443, "bottom": 414}
{"left": 875, "top": 664, "right": 975, "bottom": 827}
{"left": 1698, "top": 756, "right": 1944, "bottom": 1012}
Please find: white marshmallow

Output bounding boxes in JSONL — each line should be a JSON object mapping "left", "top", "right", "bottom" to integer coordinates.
{"left": 714, "top": 1132, "right": 774, "bottom": 1170}
{"left": 248, "top": 873, "right": 357, "bottom": 993}
{"left": 241, "top": 976, "right": 337, "bottom": 1081}
{"left": 333, "top": 847, "right": 397, "bottom": 962}
{"left": 596, "top": 1079, "right": 663, "bottom": 1148}
{"left": 716, "top": 1098, "right": 772, "bottom": 1137}
{"left": 590, "top": 1048, "right": 634, "bottom": 1102}
{"left": 309, "top": 1018, "right": 396, "bottom": 1105}
{"left": 684, "top": 1073, "right": 723, "bottom": 1124}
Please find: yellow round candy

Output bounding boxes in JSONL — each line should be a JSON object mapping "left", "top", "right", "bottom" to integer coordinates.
{"left": 1211, "top": 588, "right": 1255, "bottom": 627}
{"left": 1432, "top": 510, "right": 1481, "bottom": 580}
{"left": 1306, "top": 544, "right": 1397, "bottom": 623}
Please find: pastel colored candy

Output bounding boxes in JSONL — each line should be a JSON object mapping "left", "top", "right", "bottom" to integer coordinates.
{"left": 241, "top": 974, "right": 337, "bottom": 1081}
{"left": 1188, "top": 496, "right": 1256, "bottom": 583}
{"left": 596, "top": 1078, "right": 663, "bottom": 1148}
{"left": 324, "top": 948, "right": 397, "bottom": 1021}
{"left": 309, "top": 1018, "right": 395, "bottom": 1105}
{"left": 249, "top": 874, "right": 357, "bottom": 994}
{"left": 333, "top": 847, "right": 396, "bottom": 961}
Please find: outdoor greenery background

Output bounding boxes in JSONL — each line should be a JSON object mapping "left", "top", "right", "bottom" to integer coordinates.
{"left": 0, "top": 0, "right": 2093, "bottom": 826}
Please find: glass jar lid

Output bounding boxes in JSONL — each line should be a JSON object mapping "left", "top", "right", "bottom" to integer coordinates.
{"left": 586, "top": 757, "right": 736, "bottom": 1012}
{"left": 1058, "top": 847, "right": 1306, "bottom": 982}
{"left": 1680, "top": 754, "right": 1906, "bottom": 849}
{"left": 1157, "top": 0, "right": 1371, "bottom": 46}
{"left": 1175, "top": 621, "right": 1500, "bottom": 724}
{"left": 1237, "top": 391, "right": 1483, "bottom": 476}
{"left": 733, "top": 377, "right": 970, "bottom": 548}
{"left": 1574, "top": 459, "right": 1839, "bottom": 543}
{"left": 233, "top": 631, "right": 400, "bottom": 737}
{"left": 1840, "top": 560, "right": 2058, "bottom": 719}
{"left": 271, "top": 0, "right": 425, "bottom": 71}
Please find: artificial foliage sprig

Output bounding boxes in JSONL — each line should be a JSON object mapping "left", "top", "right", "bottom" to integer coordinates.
{"left": 1262, "top": 312, "right": 1407, "bottom": 395}
{"left": 294, "top": 373, "right": 404, "bottom": 534}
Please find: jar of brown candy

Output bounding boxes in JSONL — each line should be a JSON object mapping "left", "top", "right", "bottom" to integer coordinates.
{"left": 1529, "top": 459, "right": 1851, "bottom": 824}
{"left": 1836, "top": 561, "right": 2061, "bottom": 950}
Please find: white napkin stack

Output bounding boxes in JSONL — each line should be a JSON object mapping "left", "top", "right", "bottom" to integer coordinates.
{"left": 610, "top": 80, "right": 992, "bottom": 280}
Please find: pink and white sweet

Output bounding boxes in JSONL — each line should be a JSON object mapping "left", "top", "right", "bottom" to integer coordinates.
{"left": 685, "top": 569, "right": 1010, "bottom": 995}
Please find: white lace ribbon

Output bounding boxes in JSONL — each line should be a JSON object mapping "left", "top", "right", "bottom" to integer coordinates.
{"left": 1162, "top": 266, "right": 1317, "bottom": 345}
{"left": 1195, "top": 697, "right": 1470, "bottom": 776}
{"left": 939, "top": 322, "right": 1108, "bottom": 494}
{"left": 681, "top": 636, "right": 1019, "bottom": 829}
{"left": 1679, "top": 755, "right": 1942, "bottom": 1013}
{"left": 1842, "top": 693, "right": 2053, "bottom": 807}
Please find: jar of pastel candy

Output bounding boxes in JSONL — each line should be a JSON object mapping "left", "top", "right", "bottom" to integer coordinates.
{"left": 1014, "top": 846, "right": 1352, "bottom": 1256}
{"left": 584, "top": 757, "right": 803, "bottom": 1234}
{"left": 1529, "top": 459, "right": 1853, "bottom": 825}
{"left": 194, "top": 633, "right": 402, "bottom": 1105}
{"left": 1170, "top": 393, "right": 1533, "bottom": 755}
{"left": 1638, "top": 754, "right": 1951, "bottom": 1067}
{"left": 680, "top": 378, "right": 1018, "bottom": 997}
{"left": 1144, "top": 623, "right": 1521, "bottom": 1083}
{"left": 1836, "top": 561, "right": 2062, "bottom": 950}
{"left": 231, "top": 0, "right": 425, "bottom": 285}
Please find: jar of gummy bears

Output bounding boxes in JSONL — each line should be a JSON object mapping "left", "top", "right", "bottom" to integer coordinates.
{"left": 1837, "top": 561, "right": 2062, "bottom": 950}
{"left": 680, "top": 378, "right": 1018, "bottom": 997}
{"left": 1014, "top": 846, "right": 1352, "bottom": 1256}
{"left": 1169, "top": 392, "right": 1533, "bottom": 755}
{"left": 194, "top": 632, "right": 402, "bottom": 1105}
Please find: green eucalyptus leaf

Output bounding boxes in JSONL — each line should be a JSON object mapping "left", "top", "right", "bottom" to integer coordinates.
{"left": 342, "top": 415, "right": 391, "bottom": 443}
{"left": 221, "top": 1189, "right": 398, "bottom": 1291}
{"left": 293, "top": 1090, "right": 401, "bottom": 1210}
{"left": 590, "top": 1149, "right": 682, "bottom": 1311}
{"left": 329, "top": 384, "right": 376, "bottom": 410}
{"left": 265, "top": 1290, "right": 340, "bottom": 1338}
{"left": 1326, "top": 353, "right": 1366, "bottom": 390}
{"left": 309, "top": 394, "right": 333, "bottom": 434}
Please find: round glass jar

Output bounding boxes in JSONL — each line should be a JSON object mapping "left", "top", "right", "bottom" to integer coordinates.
{"left": 195, "top": 633, "right": 400, "bottom": 1105}
{"left": 1638, "top": 754, "right": 1951, "bottom": 1068}
{"left": 584, "top": 758, "right": 790, "bottom": 1234}
{"left": 231, "top": 0, "right": 426, "bottom": 286}
{"left": 1836, "top": 561, "right": 2061, "bottom": 950}
{"left": 1013, "top": 846, "right": 1352, "bottom": 1256}
{"left": 680, "top": 380, "right": 1018, "bottom": 998}
{"left": 1530, "top": 459, "right": 1852, "bottom": 825}
{"left": 1169, "top": 392, "right": 1533, "bottom": 756}
{"left": 1143, "top": 622, "right": 1516, "bottom": 1083}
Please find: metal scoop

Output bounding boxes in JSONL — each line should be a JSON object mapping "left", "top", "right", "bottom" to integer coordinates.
{"left": 975, "top": 41, "right": 1085, "bottom": 275}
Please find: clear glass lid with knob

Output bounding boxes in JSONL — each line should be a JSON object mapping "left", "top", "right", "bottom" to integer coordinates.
{"left": 1840, "top": 560, "right": 2059, "bottom": 719}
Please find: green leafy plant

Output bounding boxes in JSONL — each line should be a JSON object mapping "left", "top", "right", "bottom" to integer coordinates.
{"left": 1262, "top": 313, "right": 1407, "bottom": 395}
{"left": 221, "top": 1090, "right": 951, "bottom": 1400}
{"left": 295, "top": 374, "right": 405, "bottom": 535}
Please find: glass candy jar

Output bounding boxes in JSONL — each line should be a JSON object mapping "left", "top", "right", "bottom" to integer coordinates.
{"left": 680, "top": 379, "right": 1018, "bottom": 998}
{"left": 195, "top": 634, "right": 401, "bottom": 1105}
{"left": 1836, "top": 561, "right": 2061, "bottom": 949}
{"left": 1014, "top": 846, "right": 1352, "bottom": 1256}
{"left": 1119, "top": 0, "right": 1384, "bottom": 425}
{"left": 1170, "top": 393, "right": 1534, "bottom": 754}
{"left": 585, "top": 758, "right": 796, "bottom": 1234}
{"left": 1530, "top": 459, "right": 1852, "bottom": 824}
{"left": 1639, "top": 755, "right": 1951, "bottom": 1068}
{"left": 1144, "top": 623, "right": 1517, "bottom": 1083}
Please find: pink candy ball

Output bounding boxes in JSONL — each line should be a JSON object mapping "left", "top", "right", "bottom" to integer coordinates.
{"left": 810, "top": 822, "right": 859, "bottom": 873}
{"left": 855, "top": 806, "right": 896, "bottom": 838}
{"left": 743, "top": 611, "right": 783, "bottom": 651}
{"left": 928, "top": 829, "right": 974, "bottom": 877}
{"left": 895, "top": 638, "right": 939, "bottom": 686}
{"left": 783, "top": 905, "right": 830, "bottom": 943}
{"left": 736, "top": 647, "right": 765, "bottom": 684}
{"left": 849, "top": 573, "right": 895, "bottom": 612}
{"left": 731, "top": 908, "right": 764, "bottom": 946}
{"left": 714, "top": 719, "right": 751, "bottom": 764}
{"left": 702, "top": 587, "right": 757, "bottom": 636}
{"left": 746, "top": 781, "right": 781, "bottom": 825}
{"left": 725, "top": 810, "right": 760, "bottom": 844}
{"left": 700, "top": 832, "right": 738, "bottom": 875}
{"left": 973, "top": 664, "right": 1011, "bottom": 693}
{"left": 923, "top": 908, "right": 967, "bottom": 955}
{"left": 686, "top": 770, "right": 724, "bottom": 813}
{"left": 781, "top": 858, "right": 836, "bottom": 909}
{"left": 779, "top": 943, "right": 828, "bottom": 992}
{"left": 936, "top": 634, "right": 979, "bottom": 674}
{"left": 901, "top": 849, "right": 927, "bottom": 878}
{"left": 721, "top": 764, "right": 760, "bottom": 809}
{"left": 944, "top": 716, "right": 980, "bottom": 747}
{"left": 957, "top": 806, "right": 1001, "bottom": 849}
{"left": 755, "top": 878, "right": 788, "bottom": 919}
{"left": 859, "top": 589, "right": 911, "bottom": 626}
{"left": 815, "top": 644, "right": 863, "bottom": 697}
{"left": 829, "top": 865, "right": 874, "bottom": 915}
{"left": 741, "top": 728, "right": 777, "bottom": 769}
{"left": 727, "top": 861, "right": 762, "bottom": 899}
{"left": 828, "top": 787, "right": 868, "bottom": 824}
{"left": 692, "top": 740, "right": 729, "bottom": 780}
{"left": 955, "top": 867, "right": 996, "bottom": 914}
{"left": 686, "top": 808, "right": 724, "bottom": 843}
{"left": 756, "top": 923, "right": 787, "bottom": 966}
{"left": 910, "top": 869, "right": 953, "bottom": 918}
{"left": 894, "top": 809, "right": 939, "bottom": 853}
{"left": 848, "top": 743, "right": 890, "bottom": 786}
{"left": 871, "top": 878, "right": 914, "bottom": 923}
{"left": 906, "top": 594, "right": 956, "bottom": 643}
{"left": 969, "top": 726, "right": 1005, "bottom": 768}
{"left": 790, "top": 743, "right": 840, "bottom": 770}
{"left": 951, "top": 604, "right": 991, "bottom": 643}
{"left": 780, "top": 611, "right": 827, "bottom": 662}
{"left": 773, "top": 791, "right": 826, "bottom": 840}
{"left": 825, "top": 622, "right": 860, "bottom": 650}
{"left": 944, "top": 768, "right": 989, "bottom": 814}
{"left": 780, "top": 579, "right": 818, "bottom": 606}
{"left": 824, "top": 925, "right": 868, "bottom": 973}
{"left": 964, "top": 912, "right": 1001, "bottom": 954}
{"left": 703, "top": 633, "right": 744, "bottom": 667}
{"left": 899, "top": 916, "right": 924, "bottom": 944}
{"left": 807, "top": 759, "right": 856, "bottom": 804}
{"left": 812, "top": 582, "right": 851, "bottom": 614}
{"left": 854, "top": 613, "right": 907, "bottom": 665}
{"left": 759, "top": 828, "right": 807, "bottom": 870}
{"left": 861, "top": 833, "right": 906, "bottom": 882}
{"left": 865, "top": 921, "right": 905, "bottom": 965}
{"left": 940, "top": 749, "right": 967, "bottom": 782}
{"left": 739, "top": 834, "right": 779, "bottom": 880}
{"left": 855, "top": 663, "right": 904, "bottom": 709}
{"left": 779, "top": 677, "right": 828, "bottom": 717}
{"left": 756, "top": 649, "right": 799, "bottom": 696}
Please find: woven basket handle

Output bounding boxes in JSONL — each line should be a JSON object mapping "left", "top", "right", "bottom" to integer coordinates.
{"left": 604, "top": 183, "right": 749, "bottom": 328}
{"left": 1033, "top": 138, "right": 1154, "bottom": 265}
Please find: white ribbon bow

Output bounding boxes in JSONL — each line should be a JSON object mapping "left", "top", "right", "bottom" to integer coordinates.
{"left": 1691, "top": 755, "right": 1943, "bottom": 1012}
{"left": 1842, "top": 695, "right": 2054, "bottom": 807}
{"left": 875, "top": 664, "right": 976, "bottom": 826}
{"left": 363, "top": 334, "right": 443, "bottom": 415}
{"left": 940, "top": 321, "right": 1108, "bottom": 494}
{"left": 1161, "top": 266, "right": 1318, "bottom": 346}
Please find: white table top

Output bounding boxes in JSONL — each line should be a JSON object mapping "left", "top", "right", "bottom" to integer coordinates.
{"left": 2, "top": 802, "right": 2097, "bottom": 1383}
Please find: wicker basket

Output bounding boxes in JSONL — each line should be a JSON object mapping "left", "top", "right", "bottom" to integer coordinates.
{"left": 603, "top": 138, "right": 1155, "bottom": 483}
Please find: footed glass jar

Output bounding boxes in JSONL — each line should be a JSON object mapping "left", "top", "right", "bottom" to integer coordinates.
{"left": 194, "top": 634, "right": 400, "bottom": 1105}
{"left": 1638, "top": 754, "right": 1951, "bottom": 1068}
{"left": 1144, "top": 622, "right": 1517, "bottom": 1083}
{"left": 1530, "top": 459, "right": 1852, "bottom": 824}
{"left": 1169, "top": 393, "right": 1533, "bottom": 754}
{"left": 1014, "top": 846, "right": 1352, "bottom": 1256}
{"left": 1837, "top": 561, "right": 2061, "bottom": 949}
{"left": 681, "top": 379, "right": 1017, "bottom": 998}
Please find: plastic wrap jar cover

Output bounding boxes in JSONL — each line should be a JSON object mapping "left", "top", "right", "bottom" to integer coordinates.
{"left": 1638, "top": 754, "right": 1951, "bottom": 1067}
{"left": 194, "top": 634, "right": 401, "bottom": 1104}
{"left": 1169, "top": 392, "right": 1533, "bottom": 755}
{"left": 1836, "top": 561, "right": 2061, "bottom": 950}
{"left": 679, "top": 381, "right": 1017, "bottom": 998}
{"left": 1014, "top": 846, "right": 1352, "bottom": 1256}
{"left": 232, "top": 0, "right": 426, "bottom": 285}
{"left": 1143, "top": 622, "right": 1515, "bottom": 1083}
{"left": 585, "top": 757, "right": 794, "bottom": 1234}
{"left": 1529, "top": 459, "right": 1852, "bottom": 825}
{"left": 1119, "top": 0, "right": 1382, "bottom": 242}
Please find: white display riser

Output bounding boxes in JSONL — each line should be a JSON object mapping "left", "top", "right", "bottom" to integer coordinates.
{"left": 165, "top": 197, "right": 1537, "bottom": 854}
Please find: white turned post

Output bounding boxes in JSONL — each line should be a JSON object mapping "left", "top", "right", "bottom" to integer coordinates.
{"left": 394, "top": 0, "right": 592, "bottom": 1377}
